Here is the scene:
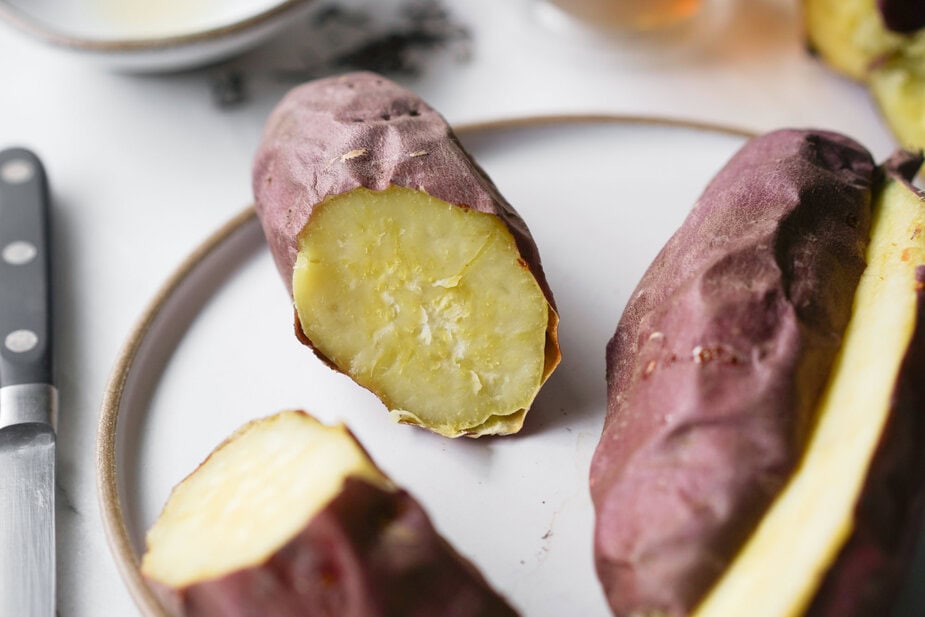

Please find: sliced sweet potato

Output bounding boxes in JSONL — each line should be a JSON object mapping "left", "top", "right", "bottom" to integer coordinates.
{"left": 590, "top": 129, "right": 877, "bottom": 616}
{"left": 693, "top": 152, "right": 925, "bottom": 617}
{"left": 141, "top": 410, "right": 519, "bottom": 617}
{"left": 253, "top": 72, "right": 560, "bottom": 438}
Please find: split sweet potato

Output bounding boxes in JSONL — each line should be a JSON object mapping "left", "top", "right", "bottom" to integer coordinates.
{"left": 591, "top": 128, "right": 925, "bottom": 617}
{"left": 693, "top": 151, "right": 925, "bottom": 617}
{"left": 141, "top": 411, "right": 519, "bottom": 617}
{"left": 252, "top": 72, "right": 560, "bottom": 438}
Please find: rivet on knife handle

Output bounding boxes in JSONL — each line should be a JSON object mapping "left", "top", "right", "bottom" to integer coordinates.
{"left": 0, "top": 147, "right": 53, "bottom": 389}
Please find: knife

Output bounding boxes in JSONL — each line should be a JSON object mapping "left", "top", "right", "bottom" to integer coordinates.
{"left": 0, "top": 147, "right": 56, "bottom": 617}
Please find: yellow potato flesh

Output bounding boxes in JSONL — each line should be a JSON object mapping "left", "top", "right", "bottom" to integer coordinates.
{"left": 870, "top": 45, "right": 925, "bottom": 150}
{"left": 140, "top": 411, "right": 388, "bottom": 588}
{"left": 804, "top": 0, "right": 907, "bottom": 81}
{"left": 804, "top": 0, "right": 925, "bottom": 149}
{"left": 692, "top": 179, "right": 925, "bottom": 617}
{"left": 292, "top": 185, "right": 549, "bottom": 437}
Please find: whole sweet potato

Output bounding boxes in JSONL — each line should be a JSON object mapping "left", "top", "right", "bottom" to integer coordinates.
{"left": 593, "top": 130, "right": 925, "bottom": 617}
{"left": 253, "top": 72, "right": 559, "bottom": 438}
{"left": 690, "top": 150, "right": 925, "bottom": 617}
{"left": 142, "top": 411, "right": 518, "bottom": 617}
{"left": 797, "top": 151, "right": 925, "bottom": 617}
{"left": 590, "top": 129, "right": 877, "bottom": 616}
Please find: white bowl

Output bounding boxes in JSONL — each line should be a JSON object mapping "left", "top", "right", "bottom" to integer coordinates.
{"left": 0, "top": 0, "right": 316, "bottom": 72}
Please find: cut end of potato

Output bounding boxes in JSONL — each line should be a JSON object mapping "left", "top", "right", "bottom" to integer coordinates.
{"left": 293, "top": 185, "right": 552, "bottom": 438}
{"left": 140, "top": 411, "right": 388, "bottom": 589}
{"left": 805, "top": 0, "right": 904, "bottom": 80}
{"left": 804, "top": 0, "right": 925, "bottom": 149}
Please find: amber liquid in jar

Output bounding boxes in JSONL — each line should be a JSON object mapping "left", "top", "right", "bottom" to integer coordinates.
{"left": 545, "top": 0, "right": 704, "bottom": 30}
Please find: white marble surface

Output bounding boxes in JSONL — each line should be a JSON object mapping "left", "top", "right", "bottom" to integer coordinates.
{"left": 0, "top": 0, "right": 904, "bottom": 615}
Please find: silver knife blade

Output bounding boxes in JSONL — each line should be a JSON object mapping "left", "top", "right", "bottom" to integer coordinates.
{"left": 0, "top": 148, "right": 56, "bottom": 617}
{"left": 0, "top": 421, "right": 55, "bottom": 617}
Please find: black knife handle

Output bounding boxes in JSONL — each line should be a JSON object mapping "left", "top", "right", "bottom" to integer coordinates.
{"left": 0, "top": 148, "right": 52, "bottom": 387}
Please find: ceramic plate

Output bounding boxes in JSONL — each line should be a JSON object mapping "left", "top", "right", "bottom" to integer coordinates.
{"left": 102, "top": 115, "right": 905, "bottom": 617}
{"left": 0, "top": 0, "right": 315, "bottom": 71}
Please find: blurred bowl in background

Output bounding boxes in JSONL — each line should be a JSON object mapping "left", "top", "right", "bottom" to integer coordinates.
{"left": 0, "top": 0, "right": 317, "bottom": 72}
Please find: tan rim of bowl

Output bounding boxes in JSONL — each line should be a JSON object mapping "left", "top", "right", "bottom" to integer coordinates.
{"left": 96, "top": 114, "right": 754, "bottom": 617}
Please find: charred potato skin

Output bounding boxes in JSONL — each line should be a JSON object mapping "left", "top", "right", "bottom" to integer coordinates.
{"left": 149, "top": 478, "right": 518, "bottom": 617}
{"left": 589, "top": 130, "right": 876, "bottom": 616}
{"left": 252, "top": 72, "right": 559, "bottom": 375}
{"left": 805, "top": 153, "right": 925, "bottom": 617}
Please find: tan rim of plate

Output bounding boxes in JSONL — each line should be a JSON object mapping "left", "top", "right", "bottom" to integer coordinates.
{"left": 0, "top": 0, "right": 314, "bottom": 52}
{"left": 97, "top": 114, "right": 755, "bottom": 616}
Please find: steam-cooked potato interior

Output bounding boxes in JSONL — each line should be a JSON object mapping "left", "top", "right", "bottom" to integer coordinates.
{"left": 292, "top": 185, "right": 549, "bottom": 437}
{"left": 805, "top": 0, "right": 909, "bottom": 80}
{"left": 140, "top": 411, "right": 388, "bottom": 588}
{"left": 870, "top": 55, "right": 925, "bottom": 150}
{"left": 692, "top": 172, "right": 925, "bottom": 617}
{"left": 805, "top": 0, "right": 925, "bottom": 149}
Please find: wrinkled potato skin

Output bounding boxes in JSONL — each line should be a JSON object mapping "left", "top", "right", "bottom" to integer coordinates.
{"left": 252, "top": 72, "right": 559, "bottom": 409}
{"left": 253, "top": 76, "right": 557, "bottom": 322}
{"left": 253, "top": 72, "right": 551, "bottom": 299}
{"left": 805, "top": 152, "right": 925, "bottom": 617}
{"left": 150, "top": 479, "right": 519, "bottom": 617}
{"left": 590, "top": 130, "right": 876, "bottom": 616}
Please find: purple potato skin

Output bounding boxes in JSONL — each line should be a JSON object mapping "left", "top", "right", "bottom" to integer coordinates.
{"left": 150, "top": 478, "right": 519, "bottom": 617}
{"left": 878, "top": 0, "right": 925, "bottom": 34}
{"left": 252, "top": 71, "right": 555, "bottom": 308}
{"left": 251, "top": 71, "right": 559, "bottom": 406}
{"left": 590, "top": 129, "right": 876, "bottom": 616}
{"left": 805, "top": 151, "right": 925, "bottom": 617}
